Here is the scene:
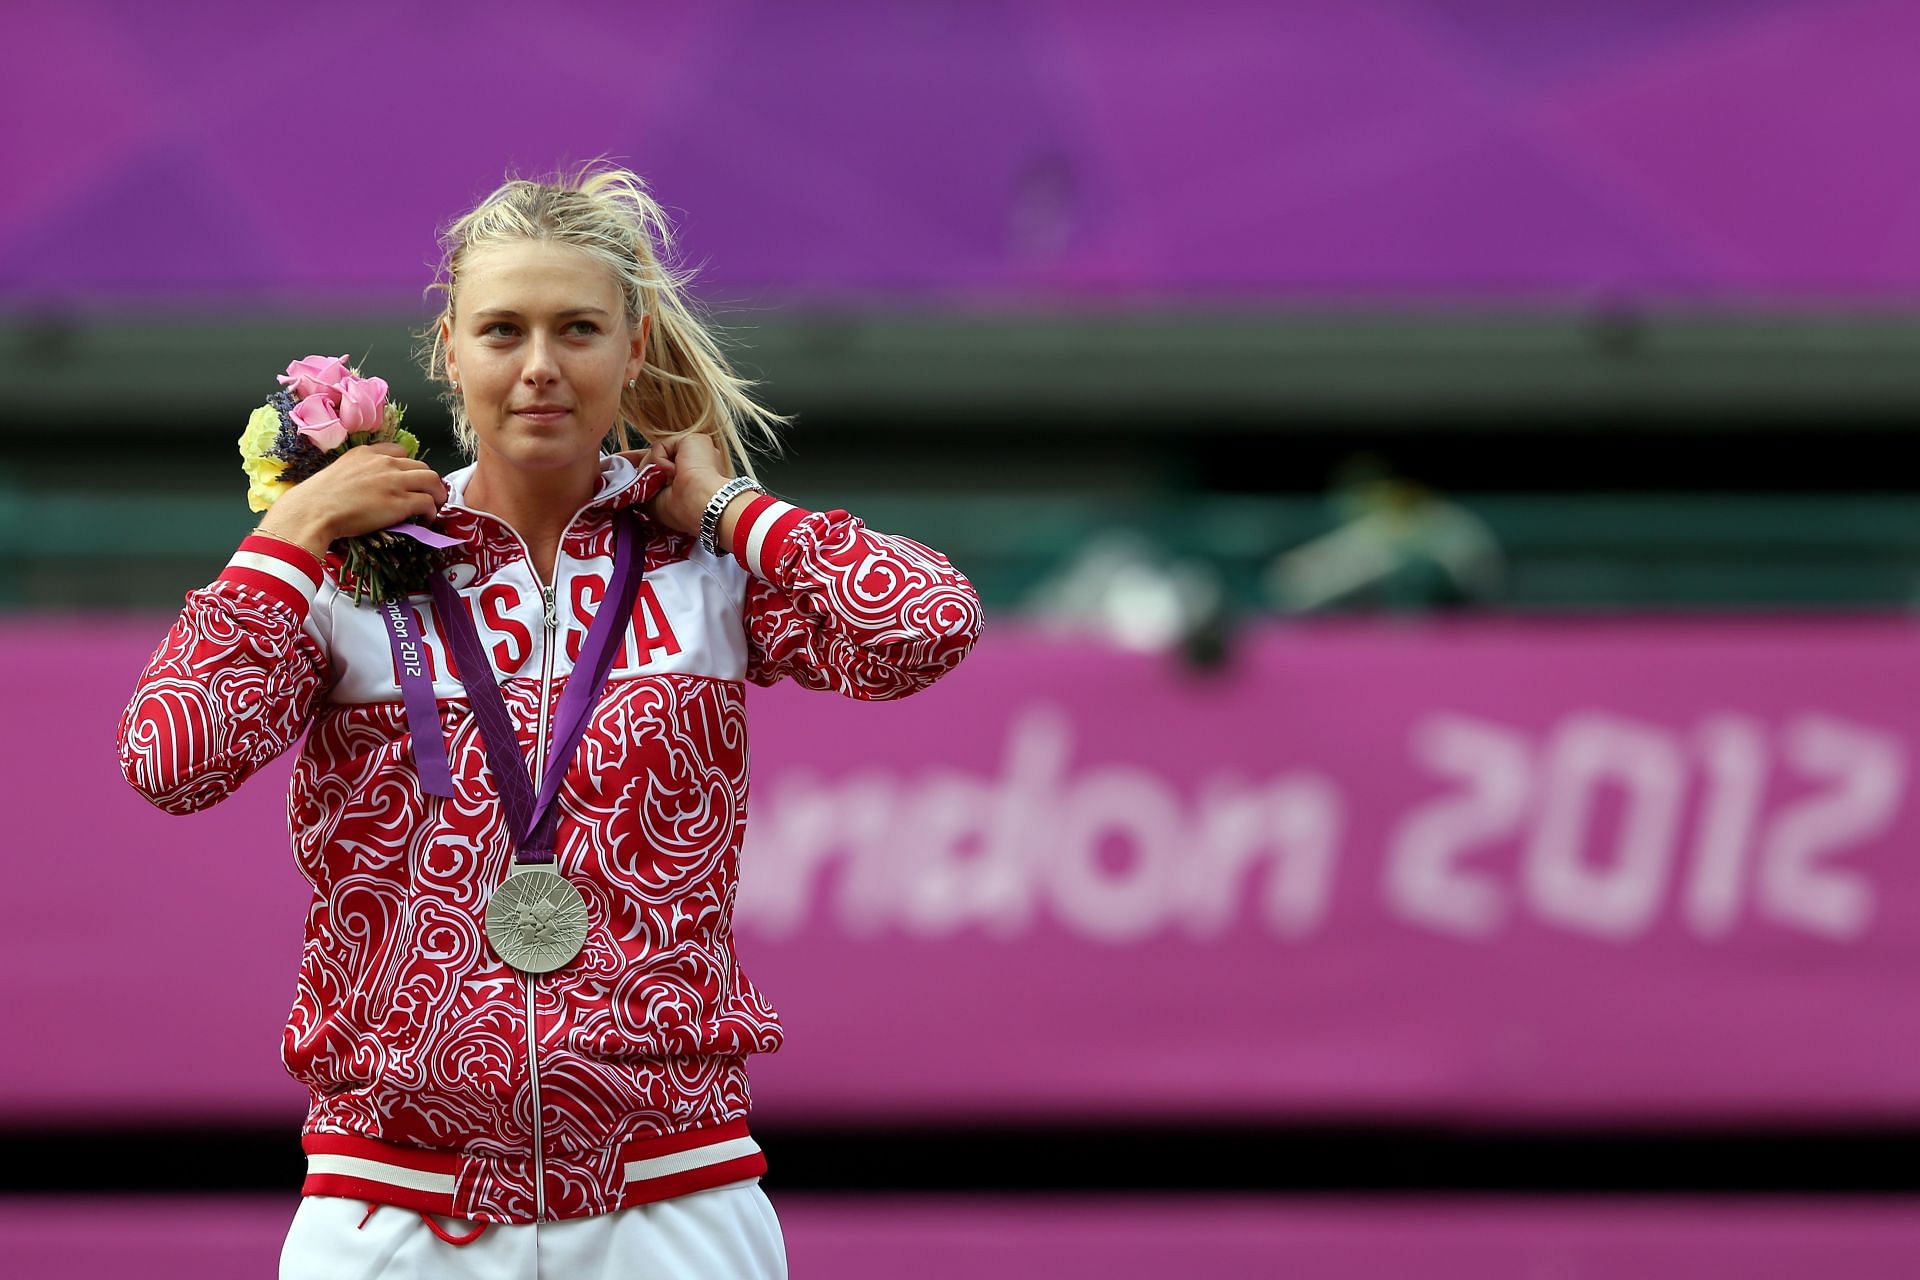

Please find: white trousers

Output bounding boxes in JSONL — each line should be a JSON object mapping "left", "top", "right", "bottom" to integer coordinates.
{"left": 279, "top": 1181, "right": 787, "bottom": 1279}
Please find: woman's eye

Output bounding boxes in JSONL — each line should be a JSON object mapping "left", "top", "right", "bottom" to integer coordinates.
{"left": 479, "top": 320, "right": 595, "bottom": 337}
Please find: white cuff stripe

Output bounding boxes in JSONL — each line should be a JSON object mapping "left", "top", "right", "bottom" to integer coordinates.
{"left": 305, "top": 1153, "right": 457, "bottom": 1194}
{"left": 743, "top": 501, "right": 798, "bottom": 578}
{"left": 229, "top": 550, "right": 320, "bottom": 603}
{"left": 624, "top": 1136, "right": 761, "bottom": 1183}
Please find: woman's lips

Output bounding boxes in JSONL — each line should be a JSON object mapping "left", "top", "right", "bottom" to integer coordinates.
{"left": 515, "top": 409, "right": 569, "bottom": 423}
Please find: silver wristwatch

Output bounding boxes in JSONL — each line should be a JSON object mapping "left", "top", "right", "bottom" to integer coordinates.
{"left": 699, "top": 475, "right": 764, "bottom": 556}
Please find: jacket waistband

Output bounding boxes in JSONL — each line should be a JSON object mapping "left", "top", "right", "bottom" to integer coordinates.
{"left": 300, "top": 1119, "right": 766, "bottom": 1221}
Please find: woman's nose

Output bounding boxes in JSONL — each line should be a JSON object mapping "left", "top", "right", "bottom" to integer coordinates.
{"left": 521, "top": 333, "right": 560, "bottom": 383}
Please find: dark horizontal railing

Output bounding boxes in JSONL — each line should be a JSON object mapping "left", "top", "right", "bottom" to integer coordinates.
{"left": 5, "top": 483, "right": 1919, "bottom": 612}
{"left": 5, "top": 1122, "right": 1920, "bottom": 1196}
{"left": 9, "top": 307, "right": 1920, "bottom": 429}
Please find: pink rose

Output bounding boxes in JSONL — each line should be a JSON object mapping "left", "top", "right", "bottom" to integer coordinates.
{"left": 338, "top": 374, "right": 389, "bottom": 434}
{"left": 291, "top": 392, "right": 348, "bottom": 451}
{"left": 278, "top": 353, "right": 352, "bottom": 403}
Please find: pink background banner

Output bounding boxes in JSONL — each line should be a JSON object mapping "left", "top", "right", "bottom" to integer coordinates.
{"left": 7, "top": 618, "right": 1920, "bottom": 1124}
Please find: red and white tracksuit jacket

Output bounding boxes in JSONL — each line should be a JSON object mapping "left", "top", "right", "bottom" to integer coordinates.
{"left": 117, "top": 455, "right": 982, "bottom": 1224}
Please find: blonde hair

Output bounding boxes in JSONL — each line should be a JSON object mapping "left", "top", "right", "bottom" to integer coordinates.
{"left": 417, "top": 161, "right": 786, "bottom": 478}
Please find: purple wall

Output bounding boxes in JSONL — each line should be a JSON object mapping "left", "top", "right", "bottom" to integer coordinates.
{"left": 4, "top": 1, "right": 1920, "bottom": 303}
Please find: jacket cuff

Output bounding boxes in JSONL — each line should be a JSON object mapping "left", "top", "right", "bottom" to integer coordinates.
{"left": 217, "top": 534, "right": 326, "bottom": 619}
{"left": 730, "top": 495, "right": 810, "bottom": 582}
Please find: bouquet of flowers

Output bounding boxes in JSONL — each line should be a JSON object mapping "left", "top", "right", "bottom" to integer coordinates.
{"left": 239, "top": 354, "right": 447, "bottom": 604}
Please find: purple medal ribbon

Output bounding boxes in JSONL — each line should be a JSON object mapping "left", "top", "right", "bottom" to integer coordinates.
{"left": 374, "top": 520, "right": 471, "bottom": 799}
{"left": 379, "top": 598, "right": 457, "bottom": 797}
{"left": 389, "top": 522, "right": 464, "bottom": 549}
{"left": 429, "top": 515, "right": 646, "bottom": 864}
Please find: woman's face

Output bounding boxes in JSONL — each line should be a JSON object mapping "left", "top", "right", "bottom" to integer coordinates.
{"left": 442, "top": 239, "right": 648, "bottom": 478}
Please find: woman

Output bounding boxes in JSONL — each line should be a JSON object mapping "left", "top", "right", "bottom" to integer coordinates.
{"left": 117, "top": 165, "right": 983, "bottom": 1277}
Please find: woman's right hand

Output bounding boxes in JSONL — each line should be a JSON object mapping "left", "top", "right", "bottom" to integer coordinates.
{"left": 254, "top": 443, "right": 449, "bottom": 559}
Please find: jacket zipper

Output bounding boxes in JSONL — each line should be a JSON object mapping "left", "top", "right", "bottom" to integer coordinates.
{"left": 526, "top": 580, "right": 558, "bottom": 1218}
{"left": 442, "top": 473, "right": 642, "bottom": 1222}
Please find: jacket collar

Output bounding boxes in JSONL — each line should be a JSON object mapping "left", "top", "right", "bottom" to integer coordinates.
{"left": 442, "top": 453, "right": 672, "bottom": 524}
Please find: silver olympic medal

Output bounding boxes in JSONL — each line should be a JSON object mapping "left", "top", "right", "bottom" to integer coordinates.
{"left": 485, "top": 869, "right": 589, "bottom": 974}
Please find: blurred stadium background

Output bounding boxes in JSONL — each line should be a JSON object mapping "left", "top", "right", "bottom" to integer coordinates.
{"left": 7, "top": 1, "right": 1920, "bottom": 1275}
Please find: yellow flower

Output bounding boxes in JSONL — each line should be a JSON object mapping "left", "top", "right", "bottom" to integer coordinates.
{"left": 243, "top": 453, "right": 293, "bottom": 512}
{"left": 239, "top": 403, "right": 280, "bottom": 462}
{"left": 239, "top": 404, "right": 291, "bottom": 511}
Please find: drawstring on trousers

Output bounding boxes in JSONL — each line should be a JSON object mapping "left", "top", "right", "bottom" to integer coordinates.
{"left": 357, "top": 1202, "right": 490, "bottom": 1246}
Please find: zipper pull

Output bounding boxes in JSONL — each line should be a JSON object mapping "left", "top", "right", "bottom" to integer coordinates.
{"left": 542, "top": 584, "right": 557, "bottom": 631}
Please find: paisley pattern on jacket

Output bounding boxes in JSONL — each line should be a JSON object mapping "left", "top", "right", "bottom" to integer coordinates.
{"left": 117, "top": 456, "right": 982, "bottom": 1221}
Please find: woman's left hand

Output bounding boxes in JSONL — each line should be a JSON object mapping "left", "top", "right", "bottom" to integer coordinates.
{"left": 619, "top": 433, "right": 732, "bottom": 538}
